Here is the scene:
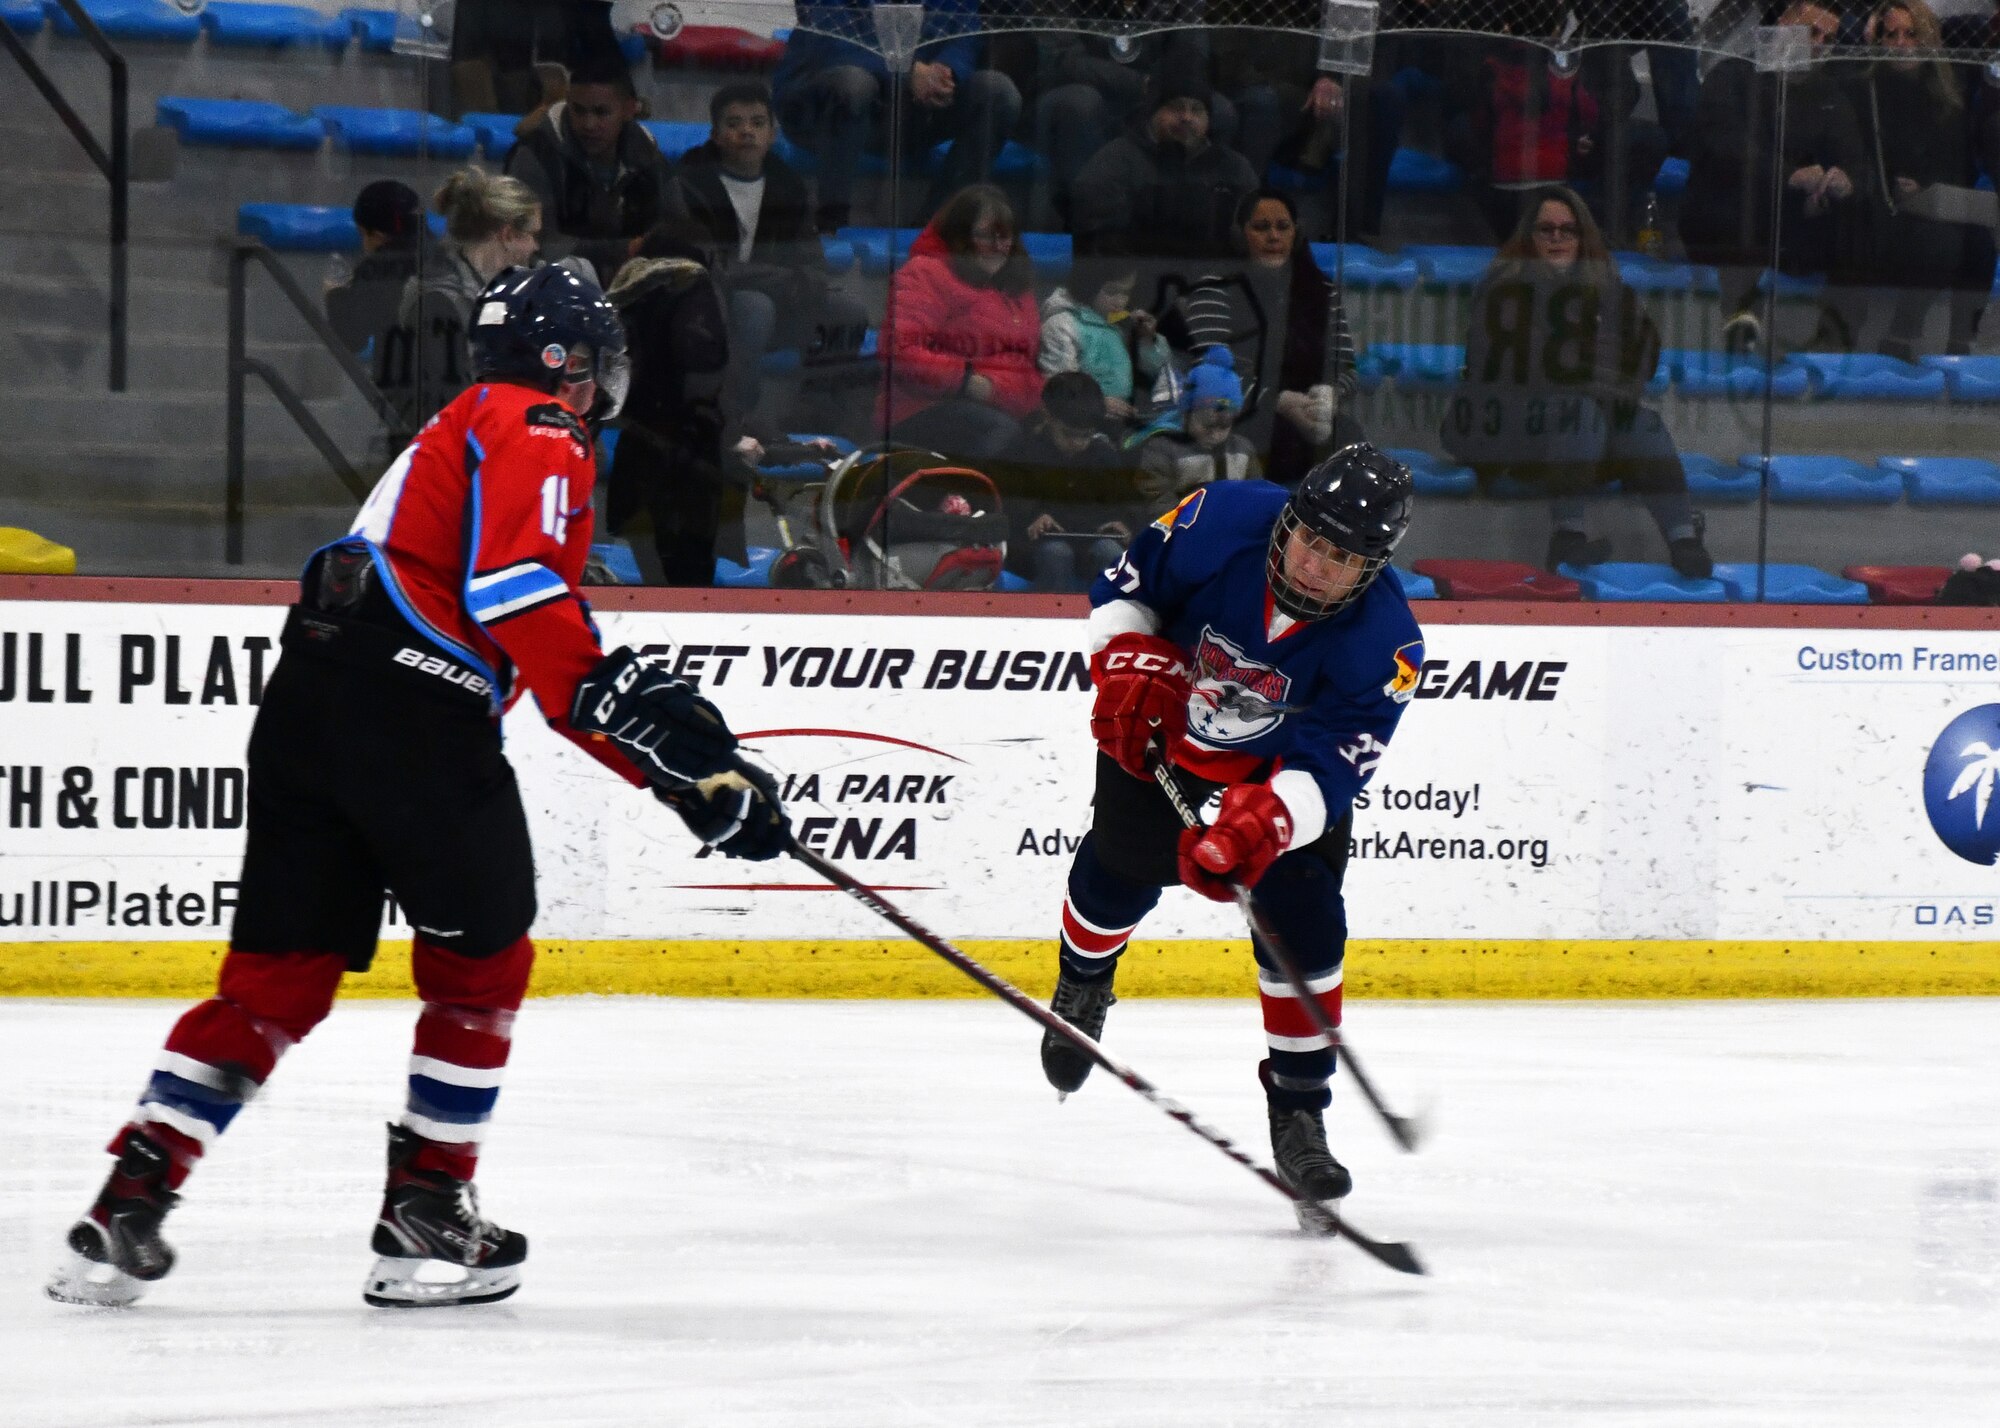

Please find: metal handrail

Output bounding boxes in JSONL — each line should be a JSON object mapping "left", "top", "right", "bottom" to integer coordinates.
{"left": 226, "top": 239, "right": 400, "bottom": 565}
{"left": 1, "top": 0, "right": 128, "bottom": 390}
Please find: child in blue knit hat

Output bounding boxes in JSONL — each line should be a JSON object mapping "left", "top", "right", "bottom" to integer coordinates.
{"left": 1129, "top": 346, "right": 1261, "bottom": 518}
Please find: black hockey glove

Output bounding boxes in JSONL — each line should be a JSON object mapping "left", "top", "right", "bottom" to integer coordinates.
{"left": 572, "top": 647, "right": 737, "bottom": 788}
{"left": 657, "top": 764, "right": 791, "bottom": 861}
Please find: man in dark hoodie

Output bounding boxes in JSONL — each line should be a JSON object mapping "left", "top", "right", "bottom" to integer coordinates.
{"left": 505, "top": 53, "right": 672, "bottom": 284}
{"left": 323, "top": 179, "right": 438, "bottom": 445}
{"left": 667, "top": 82, "right": 870, "bottom": 414}
{"left": 1071, "top": 57, "right": 1260, "bottom": 272}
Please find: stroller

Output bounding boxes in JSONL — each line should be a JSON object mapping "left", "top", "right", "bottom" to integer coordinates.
{"left": 765, "top": 443, "right": 1009, "bottom": 591}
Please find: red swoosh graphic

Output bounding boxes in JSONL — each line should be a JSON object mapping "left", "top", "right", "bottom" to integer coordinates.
{"left": 734, "top": 728, "right": 967, "bottom": 763}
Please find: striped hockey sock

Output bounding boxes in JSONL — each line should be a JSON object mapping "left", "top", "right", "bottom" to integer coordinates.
{"left": 1258, "top": 963, "right": 1344, "bottom": 1111}
{"left": 402, "top": 935, "right": 533, "bottom": 1182}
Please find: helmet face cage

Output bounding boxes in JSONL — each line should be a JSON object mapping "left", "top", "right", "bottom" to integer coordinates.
{"left": 1266, "top": 505, "right": 1388, "bottom": 622}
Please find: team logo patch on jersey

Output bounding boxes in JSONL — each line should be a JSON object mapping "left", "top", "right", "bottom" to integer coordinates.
{"left": 1187, "top": 626, "right": 1299, "bottom": 746}
{"left": 1385, "top": 640, "right": 1424, "bottom": 704}
{"left": 1151, "top": 487, "right": 1207, "bottom": 536}
{"left": 524, "top": 402, "right": 588, "bottom": 450}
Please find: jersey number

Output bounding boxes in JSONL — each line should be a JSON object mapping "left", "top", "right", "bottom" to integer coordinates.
{"left": 540, "top": 475, "right": 570, "bottom": 543}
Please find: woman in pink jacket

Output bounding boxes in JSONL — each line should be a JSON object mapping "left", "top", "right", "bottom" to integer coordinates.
{"left": 879, "top": 184, "right": 1043, "bottom": 460}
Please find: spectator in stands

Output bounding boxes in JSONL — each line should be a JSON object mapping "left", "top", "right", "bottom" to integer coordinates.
{"left": 1449, "top": 8, "right": 1665, "bottom": 243}
{"left": 1211, "top": 1, "right": 1406, "bottom": 241}
{"left": 994, "top": 372, "right": 1144, "bottom": 590}
{"left": 506, "top": 54, "right": 672, "bottom": 284}
{"left": 1129, "top": 347, "right": 1261, "bottom": 517}
{"left": 1444, "top": 188, "right": 1711, "bottom": 577}
{"left": 446, "top": 0, "right": 623, "bottom": 116}
{"left": 1847, "top": 0, "right": 1995, "bottom": 358}
{"left": 401, "top": 168, "right": 545, "bottom": 428}
{"left": 1038, "top": 252, "right": 1171, "bottom": 426}
{"left": 1164, "top": 190, "right": 1361, "bottom": 486}
{"left": 772, "top": 0, "right": 1023, "bottom": 233}
{"left": 879, "top": 184, "right": 1043, "bottom": 461}
{"left": 1573, "top": 0, "right": 1699, "bottom": 158}
{"left": 1028, "top": 1, "right": 1233, "bottom": 225}
{"left": 604, "top": 228, "right": 734, "bottom": 586}
{"left": 1071, "top": 56, "right": 1260, "bottom": 271}
{"left": 664, "top": 82, "right": 872, "bottom": 416}
{"left": 1680, "top": 0, "right": 1868, "bottom": 355}
{"left": 324, "top": 180, "right": 435, "bottom": 442}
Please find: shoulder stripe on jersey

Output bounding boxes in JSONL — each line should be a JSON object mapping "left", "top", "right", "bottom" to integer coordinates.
{"left": 467, "top": 561, "right": 568, "bottom": 625}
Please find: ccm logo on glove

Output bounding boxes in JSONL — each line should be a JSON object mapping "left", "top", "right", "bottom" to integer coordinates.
{"left": 1090, "top": 633, "right": 1193, "bottom": 778}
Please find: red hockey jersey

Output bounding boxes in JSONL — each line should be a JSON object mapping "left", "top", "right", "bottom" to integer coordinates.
{"left": 348, "top": 379, "right": 642, "bottom": 783}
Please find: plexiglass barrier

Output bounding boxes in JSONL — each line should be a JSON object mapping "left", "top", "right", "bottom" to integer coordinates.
{"left": 2, "top": 0, "right": 1997, "bottom": 606}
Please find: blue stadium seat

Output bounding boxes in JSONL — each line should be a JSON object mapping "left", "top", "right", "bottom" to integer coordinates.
{"left": 1557, "top": 561, "right": 1727, "bottom": 601}
{"left": 819, "top": 236, "right": 854, "bottom": 275}
{"left": 839, "top": 226, "right": 919, "bottom": 277}
{"left": 588, "top": 543, "right": 644, "bottom": 585}
{"left": 638, "top": 119, "right": 708, "bottom": 161}
{"left": 994, "top": 569, "right": 1033, "bottom": 593}
{"left": 1406, "top": 245, "right": 1496, "bottom": 287}
{"left": 1653, "top": 155, "right": 1689, "bottom": 197}
{"left": 1742, "top": 453, "right": 1900, "bottom": 505}
{"left": 1309, "top": 243, "right": 1420, "bottom": 290}
{"left": 45, "top": 0, "right": 201, "bottom": 42}
{"left": 928, "top": 137, "right": 1044, "bottom": 180}
{"left": 715, "top": 546, "right": 782, "bottom": 588}
{"left": 1710, "top": 563, "right": 1869, "bottom": 604}
{"left": 4, "top": 1, "right": 43, "bottom": 33}
{"left": 1757, "top": 268, "right": 1825, "bottom": 298}
{"left": 199, "top": 2, "right": 324, "bottom": 47}
{"left": 157, "top": 97, "right": 325, "bottom": 151}
{"left": 758, "top": 329, "right": 877, "bottom": 377}
{"left": 1387, "top": 148, "right": 1463, "bottom": 193}
{"left": 1615, "top": 253, "right": 1720, "bottom": 295}
{"left": 312, "top": 106, "right": 477, "bottom": 159}
{"left": 1394, "top": 567, "right": 1439, "bottom": 599}
{"left": 333, "top": 7, "right": 397, "bottom": 53}
{"left": 755, "top": 433, "right": 855, "bottom": 480}
{"left": 1920, "top": 355, "right": 2000, "bottom": 402}
{"left": 459, "top": 112, "right": 521, "bottom": 160}
{"left": 1792, "top": 352, "right": 1945, "bottom": 401}
{"left": 1385, "top": 447, "right": 1476, "bottom": 497}
{"left": 238, "top": 202, "right": 358, "bottom": 250}
{"left": 597, "top": 428, "right": 619, "bottom": 465}
{"left": 1359, "top": 344, "right": 1465, "bottom": 392}
{"left": 1666, "top": 350, "right": 1811, "bottom": 399}
{"left": 237, "top": 202, "right": 444, "bottom": 252}
{"left": 1018, "top": 230, "right": 1072, "bottom": 283}
{"left": 1878, "top": 455, "right": 2000, "bottom": 506}
{"left": 1681, "top": 452, "right": 1759, "bottom": 502}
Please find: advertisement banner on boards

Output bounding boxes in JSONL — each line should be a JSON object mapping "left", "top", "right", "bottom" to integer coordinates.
{"left": 0, "top": 600, "right": 1996, "bottom": 943}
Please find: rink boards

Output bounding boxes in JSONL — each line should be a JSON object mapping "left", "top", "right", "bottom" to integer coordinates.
{"left": 3, "top": 577, "right": 2000, "bottom": 998}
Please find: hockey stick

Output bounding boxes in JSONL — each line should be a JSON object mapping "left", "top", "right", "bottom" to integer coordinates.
{"left": 764, "top": 820, "right": 1423, "bottom": 1276}
{"left": 1146, "top": 748, "right": 1427, "bottom": 1153}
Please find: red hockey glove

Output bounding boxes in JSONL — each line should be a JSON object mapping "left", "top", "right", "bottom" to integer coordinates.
{"left": 1089, "top": 633, "right": 1192, "bottom": 777}
{"left": 1178, "top": 783, "right": 1292, "bottom": 901}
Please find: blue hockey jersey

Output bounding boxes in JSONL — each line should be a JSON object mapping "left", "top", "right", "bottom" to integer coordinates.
{"left": 1087, "top": 481, "right": 1423, "bottom": 845}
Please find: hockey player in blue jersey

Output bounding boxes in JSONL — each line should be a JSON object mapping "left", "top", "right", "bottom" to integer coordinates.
{"left": 1042, "top": 443, "right": 1421, "bottom": 1208}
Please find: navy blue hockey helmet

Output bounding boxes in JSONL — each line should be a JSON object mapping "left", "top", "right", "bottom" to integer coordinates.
{"left": 468, "top": 264, "right": 629, "bottom": 418}
{"left": 1267, "top": 443, "right": 1414, "bottom": 621}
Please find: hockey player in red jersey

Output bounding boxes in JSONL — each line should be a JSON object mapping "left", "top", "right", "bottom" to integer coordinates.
{"left": 46, "top": 265, "right": 788, "bottom": 1310}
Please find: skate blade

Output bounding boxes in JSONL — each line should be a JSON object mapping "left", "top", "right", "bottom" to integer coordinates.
{"left": 45, "top": 1247, "right": 149, "bottom": 1307}
{"left": 363, "top": 1255, "right": 521, "bottom": 1309}
{"left": 1293, "top": 1195, "right": 1350, "bottom": 1236}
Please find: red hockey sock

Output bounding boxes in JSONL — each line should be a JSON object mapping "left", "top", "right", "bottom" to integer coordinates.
{"left": 124, "top": 950, "right": 347, "bottom": 1187}
{"left": 402, "top": 936, "right": 533, "bottom": 1182}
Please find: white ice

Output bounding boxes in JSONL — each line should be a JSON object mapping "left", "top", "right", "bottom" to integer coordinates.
{"left": 4, "top": 996, "right": 1999, "bottom": 1427}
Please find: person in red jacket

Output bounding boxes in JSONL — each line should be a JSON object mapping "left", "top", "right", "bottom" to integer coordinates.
{"left": 46, "top": 266, "right": 789, "bottom": 1312}
{"left": 878, "top": 183, "right": 1043, "bottom": 461}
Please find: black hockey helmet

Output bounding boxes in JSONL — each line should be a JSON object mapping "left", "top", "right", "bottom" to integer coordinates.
{"left": 1266, "top": 443, "right": 1414, "bottom": 621}
{"left": 469, "top": 264, "right": 629, "bottom": 419}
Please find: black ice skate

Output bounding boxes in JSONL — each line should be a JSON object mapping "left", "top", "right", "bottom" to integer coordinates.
{"left": 363, "top": 1124, "right": 526, "bottom": 1308}
{"left": 1263, "top": 1063, "right": 1353, "bottom": 1222}
{"left": 46, "top": 1127, "right": 181, "bottom": 1307}
{"left": 1041, "top": 963, "right": 1117, "bottom": 1097}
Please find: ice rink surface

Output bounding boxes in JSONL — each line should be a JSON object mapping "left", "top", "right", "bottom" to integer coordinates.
{"left": 4, "top": 996, "right": 1999, "bottom": 1428}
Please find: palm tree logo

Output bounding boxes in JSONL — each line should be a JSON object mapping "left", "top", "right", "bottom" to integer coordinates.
{"left": 1946, "top": 741, "right": 2000, "bottom": 830}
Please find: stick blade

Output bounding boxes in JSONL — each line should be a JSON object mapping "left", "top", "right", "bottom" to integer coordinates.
{"left": 1297, "top": 1201, "right": 1427, "bottom": 1276}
